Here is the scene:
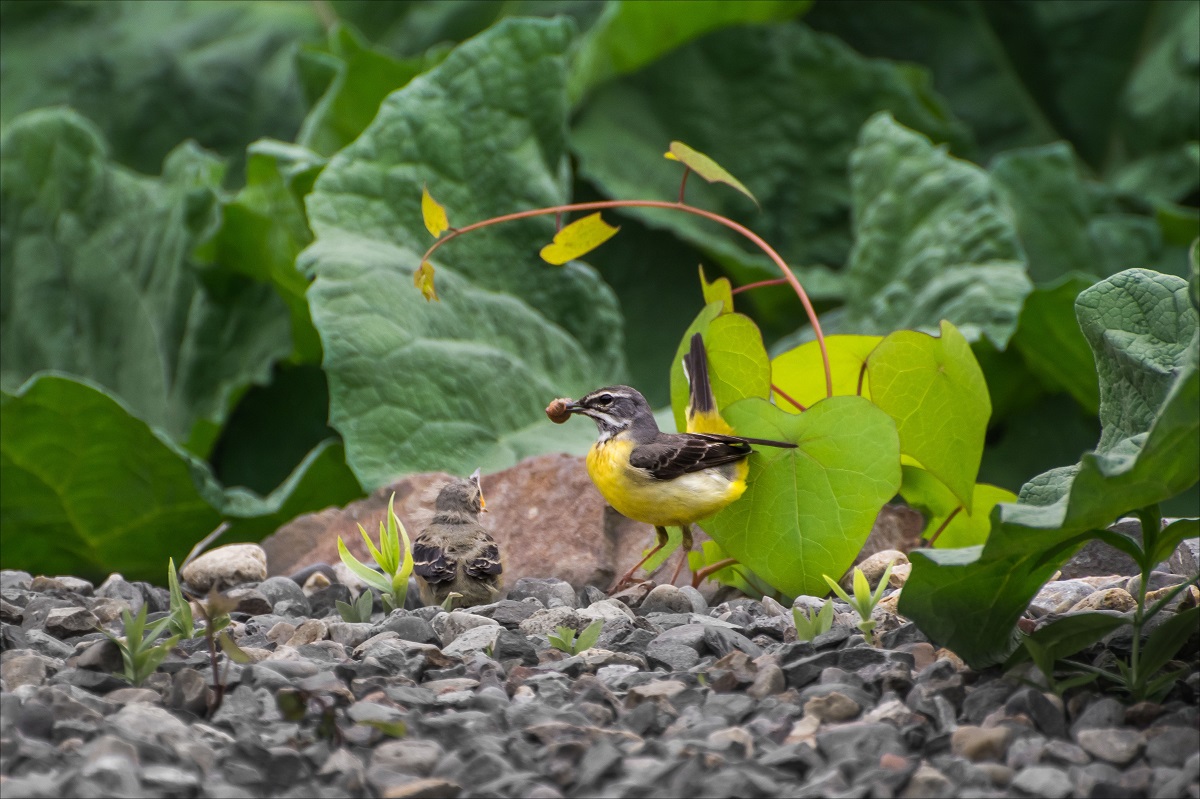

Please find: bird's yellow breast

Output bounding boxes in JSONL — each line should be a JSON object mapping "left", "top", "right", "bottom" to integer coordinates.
{"left": 585, "top": 436, "right": 748, "bottom": 528}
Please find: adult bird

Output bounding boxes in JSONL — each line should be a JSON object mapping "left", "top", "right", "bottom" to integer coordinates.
{"left": 562, "top": 333, "right": 795, "bottom": 590}
{"left": 412, "top": 469, "right": 504, "bottom": 609}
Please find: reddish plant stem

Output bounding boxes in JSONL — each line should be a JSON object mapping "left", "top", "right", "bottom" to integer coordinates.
{"left": 926, "top": 505, "right": 963, "bottom": 546}
{"left": 555, "top": 211, "right": 562, "bottom": 232}
{"left": 731, "top": 277, "right": 790, "bottom": 295}
{"left": 771, "top": 383, "right": 807, "bottom": 412}
{"left": 678, "top": 168, "right": 691, "bottom": 204}
{"left": 857, "top": 363, "right": 867, "bottom": 397}
{"left": 422, "top": 200, "right": 833, "bottom": 397}
{"left": 692, "top": 557, "right": 739, "bottom": 588}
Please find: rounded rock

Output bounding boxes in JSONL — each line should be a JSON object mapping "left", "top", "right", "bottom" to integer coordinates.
{"left": 180, "top": 545, "right": 267, "bottom": 592}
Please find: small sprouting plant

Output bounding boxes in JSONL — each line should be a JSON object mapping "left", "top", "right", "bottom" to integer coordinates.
{"left": 824, "top": 563, "right": 894, "bottom": 637}
{"left": 102, "top": 605, "right": 180, "bottom": 686}
{"left": 548, "top": 619, "right": 603, "bottom": 656}
{"left": 337, "top": 493, "right": 414, "bottom": 614}
{"left": 336, "top": 589, "right": 374, "bottom": 624}
{"left": 792, "top": 599, "right": 835, "bottom": 642}
{"left": 193, "top": 589, "right": 251, "bottom": 713}
{"left": 1009, "top": 510, "right": 1200, "bottom": 702}
{"left": 166, "top": 558, "right": 204, "bottom": 639}
{"left": 441, "top": 592, "right": 464, "bottom": 611}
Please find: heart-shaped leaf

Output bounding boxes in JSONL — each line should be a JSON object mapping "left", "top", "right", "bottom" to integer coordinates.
{"left": 772, "top": 334, "right": 882, "bottom": 410}
{"left": 666, "top": 141, "right": 758, "bottom": 206}
{"left": 867, "top": 320, "right": 990, "bottom": 511}
{"left": 668, "top": 304, "right": 771, "bottom": 432}
{"left": 703, "top": 396, "right": 901, "bottom": 597}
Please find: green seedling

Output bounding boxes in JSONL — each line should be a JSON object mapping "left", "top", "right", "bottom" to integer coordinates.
{"left": 548, "top": 619, "right": 603, "bottom": 656}
{"left": 336, "top": 589, "right": 375, "bottom": 624}
{"left": 102, "top": 605, "right": 180, "bottom": 686}
{"left": 1007, "top": 510, "right": 1200, "bottom": 702}
{"left": 193, "top": 589, "right": 251, "bottom": 714}
{"left": 792, "top": 599, "right": 835, "bottom": 642}
{"left": 165, "top": 557, "right": 204, "bottom": 639}
{"left": 441, "top": 591, "right": 464, "bottom": 611}
{"left": 337, "top": 493, "right": 414, "bottom": 614}
{"left": 823, "top": 563, "right": 894, "bottom": 637}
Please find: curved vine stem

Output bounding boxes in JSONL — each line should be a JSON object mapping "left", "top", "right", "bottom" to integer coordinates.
{"left": 421, "top": 199, "right": 833, "bottom": 398}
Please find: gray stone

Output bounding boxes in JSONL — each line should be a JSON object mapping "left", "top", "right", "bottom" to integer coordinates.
{"left": 167, "top": 668, "right": 209, "bottom": 716}
{"left": 442, "top": 625, "right": 502, "bottom": 658}
{"left": 224, "top": 587, "right": 273, "bottom": 616}
{"left": 376, "top": 613, "right": 441, "bottom": 645}
{"left": 645, "top": 643, "right": 699, "bottom": 671}
{"left": 1126, "top": 570, "right": 1188, "bottom": 596}
{"left": 17, "top": 700, "right": 55, "bottom": 739}
{"left": 95, "top": 574, "right": 144, "bottom": 615}
{"left": 575, "top": 599, "right": 635, "bottom": 625}
{"left": 1145, "top": 726, "right": 1200, "bottom": 767}
{"left": 1076, "top": 728, "right": 1144, "bottom": 765}
{"left": 1, "top": 652, "right": 53, "bottom": 689}
{"left": 702, "top": 625, "right": 762, "bottom": 659}
{"left": 1072, "top": 696, "right": 1126, "bottom": 735}
{"left": 1168, "top": 537, "right": 1199, "bottom": 576}
{"left": 1, "top": 570, "right": 33, "bottom": 591}
{"left": 507, "top": 577, "right": 576, "bottom": 609}
{"left": 1043, "top": 739, "right": 1090, "bottom": 766}
{"left": 641, "top": 584, "right": 693, "bottom": 614}
{"left": 518, "top": 607, "right": 581, "bottom": 637}
{"left": 327, "top": 622, "right": 374, "bottom": 648}
{"left": 899, "top": 764, "right": 954, "bottom": 799}
{"left": 256, "top": 576, "right": 312, "bottom": 617}
{"left": 180, "top": 544, "right": 268, "bottom": 592}
{"left": 491, "top": 629, "right": 538, "bottom": 665}
{"left": 1010, "top": 765, "right": 1073, "bottom": 798}
{"left": 470, "top": 599, "right": 541, "bottom": 628}
{"left": 678, "top": 585, "right": 708, "bottom": 614}
{"left": 1006, "top": 687, "right": 1067, "bottom": 738}
{"left": 1029, "top": 580, "right": 1100, "bottom": 616}
{"left": 816, "top": 721, "right": 906, "bottom": 765}
{"left": 962, "top": 680, "right": 1017, "bottom": 724}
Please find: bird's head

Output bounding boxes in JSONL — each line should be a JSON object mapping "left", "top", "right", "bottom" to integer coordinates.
{"left": 566, "top": 385, "right": 657, "bottom": 441}
{"left": 435, "top": 468, "right": 486, "bottom": 515}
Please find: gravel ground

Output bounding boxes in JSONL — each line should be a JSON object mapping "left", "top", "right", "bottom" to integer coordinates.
{"left": 1, "top": 562, "right": 1197, "bottom": 799}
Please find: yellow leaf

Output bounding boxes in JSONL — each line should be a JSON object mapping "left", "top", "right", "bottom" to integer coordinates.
{"left": 414, "top": 261, "right": 439, "bottom": 302}
{"left": 539, "top": 212, "right": 619, "bottom": 266}
{"left": 668, "top": 141, "right": 758, "bottom": 207}
{"left": 771, "top": 334, "right": 883, "bottom": 411}
{"left": 698, "top": 264, "right": 733, "bottom": 314}
{"left": 421, "top": 185, "right": 449, "bottom": 238}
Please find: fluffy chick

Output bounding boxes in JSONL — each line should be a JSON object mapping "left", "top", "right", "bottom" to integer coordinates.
{"left": 412, "top": 471, "right": 503, "bottom": 609}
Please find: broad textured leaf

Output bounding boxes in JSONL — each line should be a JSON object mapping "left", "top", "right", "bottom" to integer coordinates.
{"left": 0, "top": 375, "right": 361, "bottom": 583}
{"left": 667, "top": 142, "right": 758, "bottom": 206}
{"left": 571, "top": 23, "right": 970, "bottom": 294}
{"left": 772, "top": 335, "right": 881, "bottom": 410}
{"left": 900, "top": 466, "right": 1017, "bottom": 549}
{"left": 703, "top": 396, "right": 902, "bottom": 597}
{"left": 298, "top": 23, "right": 438, "bottom": 157}
{"left": 0, "top": 108, "right": 292, "bottom": 454}
{"left": 990, "top": 143, "right": 1172, "bottom": 286}
{"left": 196, "top": 139, "right": 327, "bottom": 365}
{"left": 1010, "top": 274, "right": 1101, "bottom": 415}
{"left": 302, "top": 19, "right": 626, "bottom": 488}
{"left": 540, "top": 213, "right": 620, "bottom": 265}
{"left": 901, "top": 272, "right": 1199, "bottom": 667}
{"left": 867, "top": 321, "right": 990, "bottom": 510}
{"left": 568, "top": 0, "right": 810, "bottom": 101}
{"left": 1075, "top": 270, "right": 1197, "bottom": 451}
{"left": 668, "top": 304, "right": 771, "bottom": 433}
{"left": 841, "top": 115, "right": 1032, "bottom": 348}
{"left": 0, "top": 0, "right": 323, "bottom": 176}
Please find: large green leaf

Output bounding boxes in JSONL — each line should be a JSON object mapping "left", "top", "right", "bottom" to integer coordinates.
{"left": 990, "top": 142, "right": 1182, "bottom": 286}
{"left": 0, "top": 0, "right": 323, "bottom": 176}
{"left": 571, "top": 23, "right": 970, "bottom": 296}
{"left": 0, "top": 374, "right": 362, "bottom": 583}
{"left": 900, "top": 269, "right": 1200, "bottom": 668}
{"left": 667, "top": 304, "right": 771, "bottom": 433}
{"left": 296, "top": 23, "right": 440, "bottom": 157}
{"left": 840, "top": 114, "right": 1033, "bottom": 348}
{"left": 1075, "top": 270, "right": 1198, "bottom": 451}
{"left": 1010, "top": 274, "right": 1102, "bottom": 415}
{"left": 0, "top": 108, "right": 292, "bottom": 455}
{"left": 866, "top": 321, "right": 990, "bottom": 510}
{"left": 703, "top": 396, "right": 902, "bottom": 597}
{"left": 568, "top": 0, "right": 810, "bottom": 101}
{"left": 900, "top": 466, "right": 1017, "bottom": 549}
{"left": 302, "top": 18, "right": 626, "bottom": 488}
{"left": 808, "top": 0, "right": 1198, "bottom": 201}
{"left": 771, "top": 335, "right": 882, "bottom": 409}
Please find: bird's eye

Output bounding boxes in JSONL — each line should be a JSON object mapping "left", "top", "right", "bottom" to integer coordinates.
{"left": 596, "top": 393, "right": 613, "bottom": 407}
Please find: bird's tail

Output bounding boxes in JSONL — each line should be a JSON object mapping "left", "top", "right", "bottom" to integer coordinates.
{"left": 684, "top": 333, "right": 733, "bottom": 435}
{"left": 685, "top": 332, "right": 797, "bottom": 449}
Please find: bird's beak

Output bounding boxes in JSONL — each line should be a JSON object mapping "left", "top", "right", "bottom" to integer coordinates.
{"left": 565, "top": 401, "right": 586, "bottom": 415}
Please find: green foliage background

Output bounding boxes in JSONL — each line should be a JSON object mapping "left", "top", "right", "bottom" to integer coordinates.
{"left": 1, "top": 0, "right": 1196, "bottom": 581}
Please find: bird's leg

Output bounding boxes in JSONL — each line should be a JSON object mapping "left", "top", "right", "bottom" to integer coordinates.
{"left": 669, "top": 524, "right": 694, "bottom": 585}
{"left": 609, "top": 526, "right": 671, "bottom": 592}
